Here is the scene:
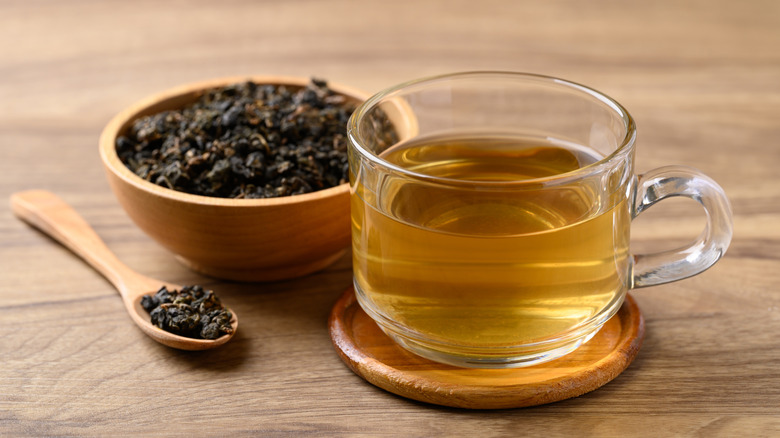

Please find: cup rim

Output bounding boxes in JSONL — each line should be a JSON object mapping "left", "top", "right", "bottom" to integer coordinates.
{"left": 348, "top": 71, "right": 637, "bottom": 188}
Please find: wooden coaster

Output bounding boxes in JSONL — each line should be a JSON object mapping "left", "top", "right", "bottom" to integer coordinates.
{"left": 329, "top": 287, "right": 644, "bottom": 409}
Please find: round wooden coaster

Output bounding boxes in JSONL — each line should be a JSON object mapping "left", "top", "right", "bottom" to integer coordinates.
{"left": 329, "top": 287, "right": 644, "bottom": 409}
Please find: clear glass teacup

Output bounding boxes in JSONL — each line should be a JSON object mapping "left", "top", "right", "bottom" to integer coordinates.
{"left": 347, "top": 72, "right": 732, "bottom": 368}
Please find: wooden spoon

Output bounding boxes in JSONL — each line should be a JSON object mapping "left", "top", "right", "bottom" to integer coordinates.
{"left": 10, "top": 190, "right": 238, "bottom": 350}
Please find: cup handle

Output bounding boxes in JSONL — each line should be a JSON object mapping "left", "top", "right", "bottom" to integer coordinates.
{"left": 631, "top": 166, "right": 733, "bottom": 288}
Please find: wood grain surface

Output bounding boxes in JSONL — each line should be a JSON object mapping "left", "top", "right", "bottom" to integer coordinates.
{"left": 1, "top": 0, "right": 779, "bottom": 436}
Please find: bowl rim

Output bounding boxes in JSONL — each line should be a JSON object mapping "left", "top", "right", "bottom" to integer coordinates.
{"left": 99, "top": 75, "right": 369, "bottom": 207}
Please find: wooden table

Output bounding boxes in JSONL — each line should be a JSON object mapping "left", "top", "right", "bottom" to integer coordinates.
{"left": 2, "top": 1, "right": 779, "bottom": 436}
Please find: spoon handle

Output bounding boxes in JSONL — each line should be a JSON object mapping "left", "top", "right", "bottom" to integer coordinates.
{"left": 10, "top": 190, "right": 158, "bottom": 301}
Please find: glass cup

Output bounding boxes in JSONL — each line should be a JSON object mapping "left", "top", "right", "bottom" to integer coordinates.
{"left": 347, "top": 72, "right": 732, "bottom": 368}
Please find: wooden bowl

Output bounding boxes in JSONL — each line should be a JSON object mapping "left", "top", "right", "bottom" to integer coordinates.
{"left": 99, "top": 76, "right": 370, "bottom": 282}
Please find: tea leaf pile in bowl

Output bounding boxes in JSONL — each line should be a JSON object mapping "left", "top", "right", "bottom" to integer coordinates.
{"left": 100, "top": 76, "right": 369, "bottom": 282}
{"left": 116, "top": 79, "right": 353, "bottom": 200}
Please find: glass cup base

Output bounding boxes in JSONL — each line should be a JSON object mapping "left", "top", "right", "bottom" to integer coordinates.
{"left": 379, "top": 322, "right": 603, "bottom": 369}
{"left": 355, "top": 285, "right": 622, "bottom": 369}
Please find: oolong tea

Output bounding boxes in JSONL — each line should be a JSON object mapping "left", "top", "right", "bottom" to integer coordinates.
{"left": 352, "top": 134, "right": 630, "bottom": 350}
{"left": 116, "top": 79, "right": 356, "bottom": 198}
{"left": 141, "top": 285, "right": 234, "bottom": 340}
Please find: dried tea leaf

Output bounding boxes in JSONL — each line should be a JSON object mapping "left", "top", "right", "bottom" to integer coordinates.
{"left": 116, "top": 79, "right": 366, "bottom": 199}
{"left": 141, "top": 285, "right": 233, "bottom": 340}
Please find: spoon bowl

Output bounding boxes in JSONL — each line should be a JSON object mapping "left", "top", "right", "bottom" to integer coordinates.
{"left": 10, "top": 190, "right": 237, "bottom": 351}
{"left": 129, "top": 293, "right": 237, "bottom": 350}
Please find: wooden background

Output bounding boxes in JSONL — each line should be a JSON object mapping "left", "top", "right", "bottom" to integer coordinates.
{"left": 1, "top": 0, "right": 779, "bottom": 436}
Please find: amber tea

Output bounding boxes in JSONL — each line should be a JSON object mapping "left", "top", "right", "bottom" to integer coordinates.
{"left": 352, "top": 134, "right": 631, "bottom": 356}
